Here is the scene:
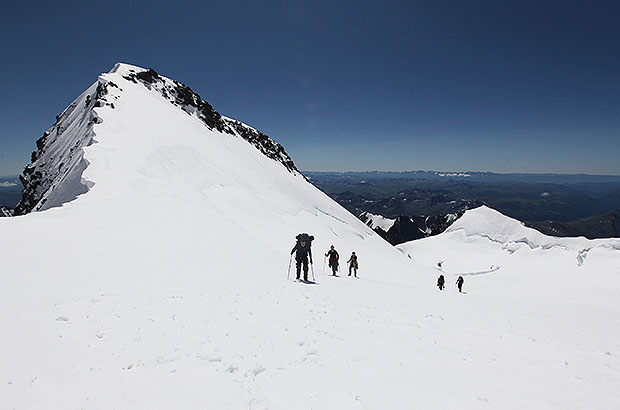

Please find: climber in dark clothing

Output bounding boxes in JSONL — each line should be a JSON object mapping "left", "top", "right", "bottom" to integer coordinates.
{"left": 437, "top": 274, "right": 445, "bottom": 291}
{"left": 456, "top": 276, "right": 464, "bottom": 292}
{"left": 347, "top": 252, "right": 358, "bottom": 277}
{"left": 291, "top": 238, "right": 313, "bottom": 281}
{"left": 325, "top": 245, "right": 339, "bottom": 276}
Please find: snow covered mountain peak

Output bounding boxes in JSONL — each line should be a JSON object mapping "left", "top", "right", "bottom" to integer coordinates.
{"left": 446, "top": 205, "right": 536, "bottom": 242}
{"left": 14, "top": 63, "right": 298, "bottom": 214}
{"left": 446, "top": 205, "right": 620, "bottom": 251}
{"left": 7, "top": 61, "right": 414, "bottom": 281}
{"left": 110, "top": 62, "right": 148, "bottom": 74}
{"left": 400, "top": 204, "right": 620, "bottom": 277}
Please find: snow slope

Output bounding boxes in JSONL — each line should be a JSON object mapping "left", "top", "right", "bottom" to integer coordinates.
{"left": 399, "top": 206, "right": 620, "bottom": 303}
{"left": 397, "top": 206, "right": 620, "bottom": 408}
{"left": 1, "top": 65, "right": 620, "bottom": 410}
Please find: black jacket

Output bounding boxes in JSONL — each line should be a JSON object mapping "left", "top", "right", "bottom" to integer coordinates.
{"left": 291, "top": 242, "right": 312, "bottom": 260}
{"left": 326, "top": 249, "right": 339, "bottom": 262}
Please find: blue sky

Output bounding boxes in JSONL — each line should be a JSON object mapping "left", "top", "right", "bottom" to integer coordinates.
{"left": 1, "top": 0, "right": 619, "bottom": 176}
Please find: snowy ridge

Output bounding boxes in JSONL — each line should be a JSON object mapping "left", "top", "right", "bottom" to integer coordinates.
{"left": 14, "top": 80, "right": 116, "bottom": 214}
{"left": 118, "top": 64, "right": 298, "bottom": 174}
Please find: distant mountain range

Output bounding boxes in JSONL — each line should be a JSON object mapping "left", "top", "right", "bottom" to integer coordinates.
{"left": 306, "top": 171, "right": 620, "bottom": 241}
{"left": 0, "top": 176, "right": 20, "bottom": 212}
{"left": 526, "top": 210, "right": 620, "bottom": 239}
{"left": 306, "top": 170, "right": 620, "bottom": 185}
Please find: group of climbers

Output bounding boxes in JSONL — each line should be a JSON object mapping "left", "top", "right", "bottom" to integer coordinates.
{"left": 289, "top": 233, "right": 359, "bottom": 282}
{"left": 437, "top": 274, "right": 465, "bottom": 292}
{"left": 324, "top": 244, "right": 358, "bottom": 277}
{"left": 290, "top": 232, "right": 465, "bottom": 293}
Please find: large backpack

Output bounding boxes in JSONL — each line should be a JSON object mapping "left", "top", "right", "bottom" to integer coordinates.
{"left": 296, "top": 233, "right": 314, "bottom": 248}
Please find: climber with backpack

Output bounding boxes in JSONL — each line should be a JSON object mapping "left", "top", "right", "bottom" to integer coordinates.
{"left": 290, "top": 233, "right": 314, "bottom": 281}
{"left": 437, "top": 274, "right": 445, "bottom": 291}
{"left": 456, "top": 276, "right": 464, "bottom": 293}
{"left": 347, "top": 251, "right": 358, "bottom": 277}
{"left": 325, "top": 245, "right": 339, "bottom": 276}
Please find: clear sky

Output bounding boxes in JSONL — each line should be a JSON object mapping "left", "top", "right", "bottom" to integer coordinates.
{"left": 1, "top": 0, "right": 619, "bottom": 176}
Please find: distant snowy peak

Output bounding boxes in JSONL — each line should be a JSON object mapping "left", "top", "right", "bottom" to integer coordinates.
{"left": 446, "top": 205, "right": 553, "bottom": 245}
{"left": 359, "top": 211, "right": 395, "bottom": 231}
{"left": 398, "top": 205, "right": 620, "bottom": 275}
{"left": 433, "top": 171, "right": 471, "bottom": 177}
{"left": 447, "top": 205, "right": 620, "bottom": 251}
{"left": 14, "top": 63, "right": 299, "bottom": 214}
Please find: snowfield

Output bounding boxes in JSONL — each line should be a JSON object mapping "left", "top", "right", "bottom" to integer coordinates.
{"left": 1, "top": 64, "right": 619, "bottom": 410}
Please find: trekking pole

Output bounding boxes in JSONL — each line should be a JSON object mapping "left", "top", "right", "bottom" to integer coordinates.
{"left": 287, "top": 254, "right": 292, "bottom": 279}
{"left": 311, "top": 262, "right": 315, "bottom": 281}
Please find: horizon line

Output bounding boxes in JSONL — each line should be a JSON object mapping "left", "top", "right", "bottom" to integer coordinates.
{"left": 300, "top": 170, "right": 620, "bottom": 177}
{"left": 4, "top": 169, "right": 620, "bottom": 178}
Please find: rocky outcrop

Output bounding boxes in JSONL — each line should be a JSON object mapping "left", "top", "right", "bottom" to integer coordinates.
{"left": 364, "top": 211, "right": 465, "bottom": 245}
{"left": 224, "top": 120, "right": 297, "bottom": 173}
{"left": 14, "top": 80, "right": 116, "bottom": 215}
